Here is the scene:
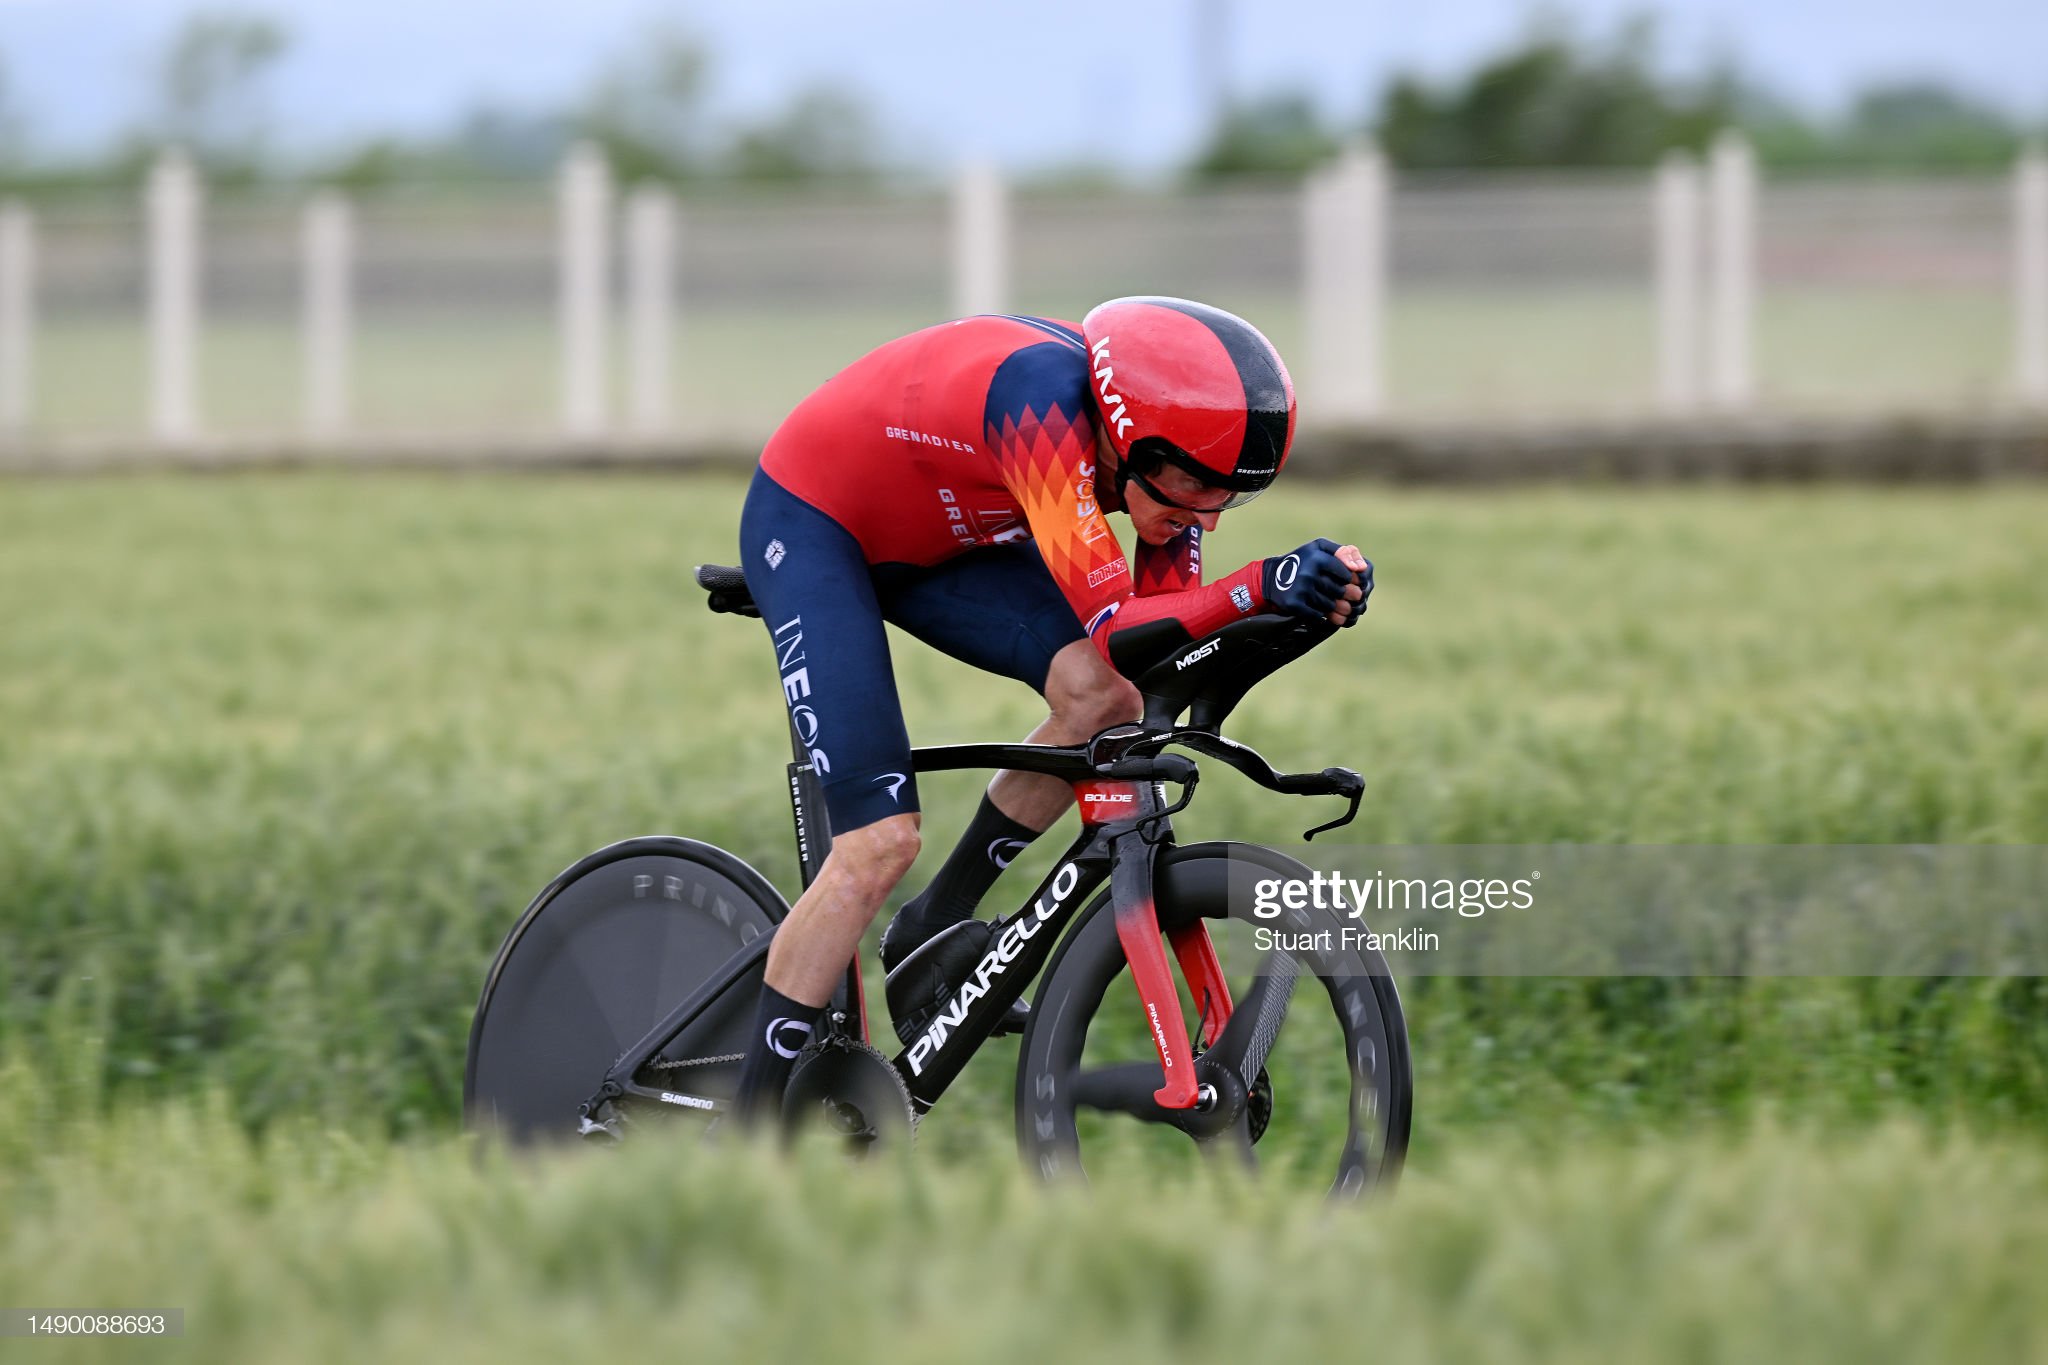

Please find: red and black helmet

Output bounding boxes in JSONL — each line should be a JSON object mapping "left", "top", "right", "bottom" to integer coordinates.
{"left": 1080, "top": 296, "right": 1297, "bottom": 511}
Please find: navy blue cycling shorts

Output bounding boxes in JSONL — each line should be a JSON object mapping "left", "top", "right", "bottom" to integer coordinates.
{"left": 738, "top": 468, "right": 1087, "bottom": 834}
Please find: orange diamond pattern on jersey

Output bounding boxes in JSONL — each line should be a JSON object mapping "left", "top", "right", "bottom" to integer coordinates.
{"left": 988, "top": 402, "right": 1130, "bottom": 620}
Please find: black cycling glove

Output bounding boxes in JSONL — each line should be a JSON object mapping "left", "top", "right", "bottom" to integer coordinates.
{"left": 1262, "top": 538, "right": 1364, "bottom": 621}
{"left": 1348, "top": 555, "right": 1375, "bottom": 625}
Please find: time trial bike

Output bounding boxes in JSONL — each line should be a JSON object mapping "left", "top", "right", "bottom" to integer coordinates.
{"left": 464, "top": 564, "right": 1412, "bottom": 1196}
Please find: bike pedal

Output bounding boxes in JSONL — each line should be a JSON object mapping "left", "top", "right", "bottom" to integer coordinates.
{"left": 884, "top": 919, "right": 1030, "bottom": 1046}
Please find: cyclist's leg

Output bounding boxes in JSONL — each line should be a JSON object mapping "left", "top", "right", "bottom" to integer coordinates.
{"left": 731, "top": 470, "right": 925, "bottom": 1122}
{"left": 1014, "top": 639, "right": 1144, "bottom": 812}
{"left": 875, "top": 544, "right": 1140, "bottom": 953}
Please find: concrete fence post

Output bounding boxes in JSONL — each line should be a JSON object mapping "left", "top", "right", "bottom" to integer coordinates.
{"left": 0, "top": 201, "right": 32, "bottom": 436}
{"left": 624, "top": 184, "right": 677, "bottom": 438}
{"left": 950, "top": 161, "right": 1007, "bottom": 319}
{"left": 2016, "top": 146, "right": 2048, "bottom": 405}
{"left": 1706, "top": 130, "right": 1756, "bottom": 409}
{"left": 302, "top": 191, "right": 352, "bottom": 439}
{"left": 148, "top": 148, "right": 202, "bottom": 444}
{"left": 1653, "top": 150, "right": 1703, "bottom": 412}
{"left": 1302, "top": 141, "right": 1387, "bottom": 423}
{"left": 558, "top": 143, "right": 612, "bottom": 440}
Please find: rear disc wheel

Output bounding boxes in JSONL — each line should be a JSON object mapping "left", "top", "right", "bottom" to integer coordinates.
{"left": 464, "top": 837, "right": 788, "bottom": 1145}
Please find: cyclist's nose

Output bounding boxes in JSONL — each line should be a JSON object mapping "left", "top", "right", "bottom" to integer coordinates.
{"left": 1194, "top": 510, "right": 1222, "bottom": 532}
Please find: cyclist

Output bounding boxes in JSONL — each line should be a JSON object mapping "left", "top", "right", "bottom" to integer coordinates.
{"left": 731, "top": 296, "right": 1372, "bottom": 1126}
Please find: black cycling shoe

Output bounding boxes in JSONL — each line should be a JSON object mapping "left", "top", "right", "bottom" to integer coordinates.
{"left": 881, "top": 915, "right": 1031, "bottom": 1047}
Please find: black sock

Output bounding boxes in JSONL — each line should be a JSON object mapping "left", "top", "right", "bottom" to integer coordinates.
{"left": 898, "top": 793, "right": 1042, "bottom": 945}
{"left": 732, "top": 983, "right": 824, "bottom": 1128}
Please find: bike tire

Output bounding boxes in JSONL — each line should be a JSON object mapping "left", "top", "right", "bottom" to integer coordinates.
{"left": 1016, "top": 841, "right": 1411, "bottom": 1198}
{"left": 464, "top": 836, "right": 790, "bottom": 1144}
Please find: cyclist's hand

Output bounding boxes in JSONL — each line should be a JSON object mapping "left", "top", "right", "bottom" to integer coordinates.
{"left": 1332, "top": 544, "right": 1373, "bottom": 627}
{"left": 1264, "top": 538, "right": 1368, "bottom": 626}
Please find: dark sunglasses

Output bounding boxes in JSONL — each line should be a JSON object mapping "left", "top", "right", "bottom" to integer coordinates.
{"left": 1123, "top": 460, "right": 1265, "bottom": 514}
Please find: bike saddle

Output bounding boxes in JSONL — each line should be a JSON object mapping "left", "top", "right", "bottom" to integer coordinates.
{"left": 694, "top": 563, "right": 760, "bottom": 618}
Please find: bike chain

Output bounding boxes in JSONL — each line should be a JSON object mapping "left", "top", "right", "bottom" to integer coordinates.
{"left": 645, "top": 1052, "right": 744, "bottom": 1071}
{"left": 630, "top": 1044, "right": 918, "bottom": 1145}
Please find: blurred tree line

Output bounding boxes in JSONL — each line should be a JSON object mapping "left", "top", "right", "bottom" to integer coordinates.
{"left": 1189, "top": 15, "right": 2039, "bottom": 178}
{"left": 0, "top": 12, "right": 885, "bottom": 191}
{"left": 0, "top": 9, "right": 2038, "bottom": 191}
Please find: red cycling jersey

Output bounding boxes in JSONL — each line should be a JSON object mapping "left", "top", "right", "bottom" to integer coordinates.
{"left": 761, "top": 315, "right": 1268, "bottom": 673}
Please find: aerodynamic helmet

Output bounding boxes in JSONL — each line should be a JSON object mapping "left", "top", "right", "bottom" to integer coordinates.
{"left": 1079, "top": 295, "right": 1297, "bottom": 512}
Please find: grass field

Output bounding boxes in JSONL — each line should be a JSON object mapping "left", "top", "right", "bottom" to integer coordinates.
{"left": 1, "top": 473, "right": 2043, "bottom": 1359}
{"left": 2, "top": 1097, "right": 2044, "bottom": 1365}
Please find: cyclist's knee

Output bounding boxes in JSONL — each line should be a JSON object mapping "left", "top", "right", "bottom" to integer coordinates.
{"left": 827, "top": 814, "right": 921, "bottom": 899}
{"left": 1071, "top": 684, "right": 1141, "bottom": 736}
{"left": 1044, "top": 646, "right": 1141, "bottom": 737}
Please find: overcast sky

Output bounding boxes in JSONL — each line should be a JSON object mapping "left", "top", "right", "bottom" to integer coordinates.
{"left": 2, "top": 0, "right": 2043, "bottom": 168}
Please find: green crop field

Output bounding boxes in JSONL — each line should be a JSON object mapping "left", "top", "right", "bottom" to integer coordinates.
{"left": 1, "top": 473, "right": 2044, "bottom": 1360}
{"left": 3, "top": 1101, "right": 2045, "bottom": 1365}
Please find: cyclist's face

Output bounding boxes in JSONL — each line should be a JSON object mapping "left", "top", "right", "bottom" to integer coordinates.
{"left": 1099, "top": 430, "right": 1226, "bottom": 545}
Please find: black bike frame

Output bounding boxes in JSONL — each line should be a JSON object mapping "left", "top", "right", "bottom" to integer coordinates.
{"left": 590, "top": 734, "right": 1206, "bottom": 1121}
{"left": 587, "top": 597, "right": 1363, "bottom": 1127}
{"left": 588, "top": 722, "right": 1360, "bottom": 1124}
{"left": 882, "top": 749, "right": 1157, "bottom": 1110}
{"left": 784, "top": 715, "right": 834, "bottom": 889}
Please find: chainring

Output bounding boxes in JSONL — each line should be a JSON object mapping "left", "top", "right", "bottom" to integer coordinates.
{"left": 779, "top": 1034, "right": 917, "bottom": 1154}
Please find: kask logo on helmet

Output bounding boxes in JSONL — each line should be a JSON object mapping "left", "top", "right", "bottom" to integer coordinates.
{"left": 1088, "top": 337, "right": 1135, "bottom": 441}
